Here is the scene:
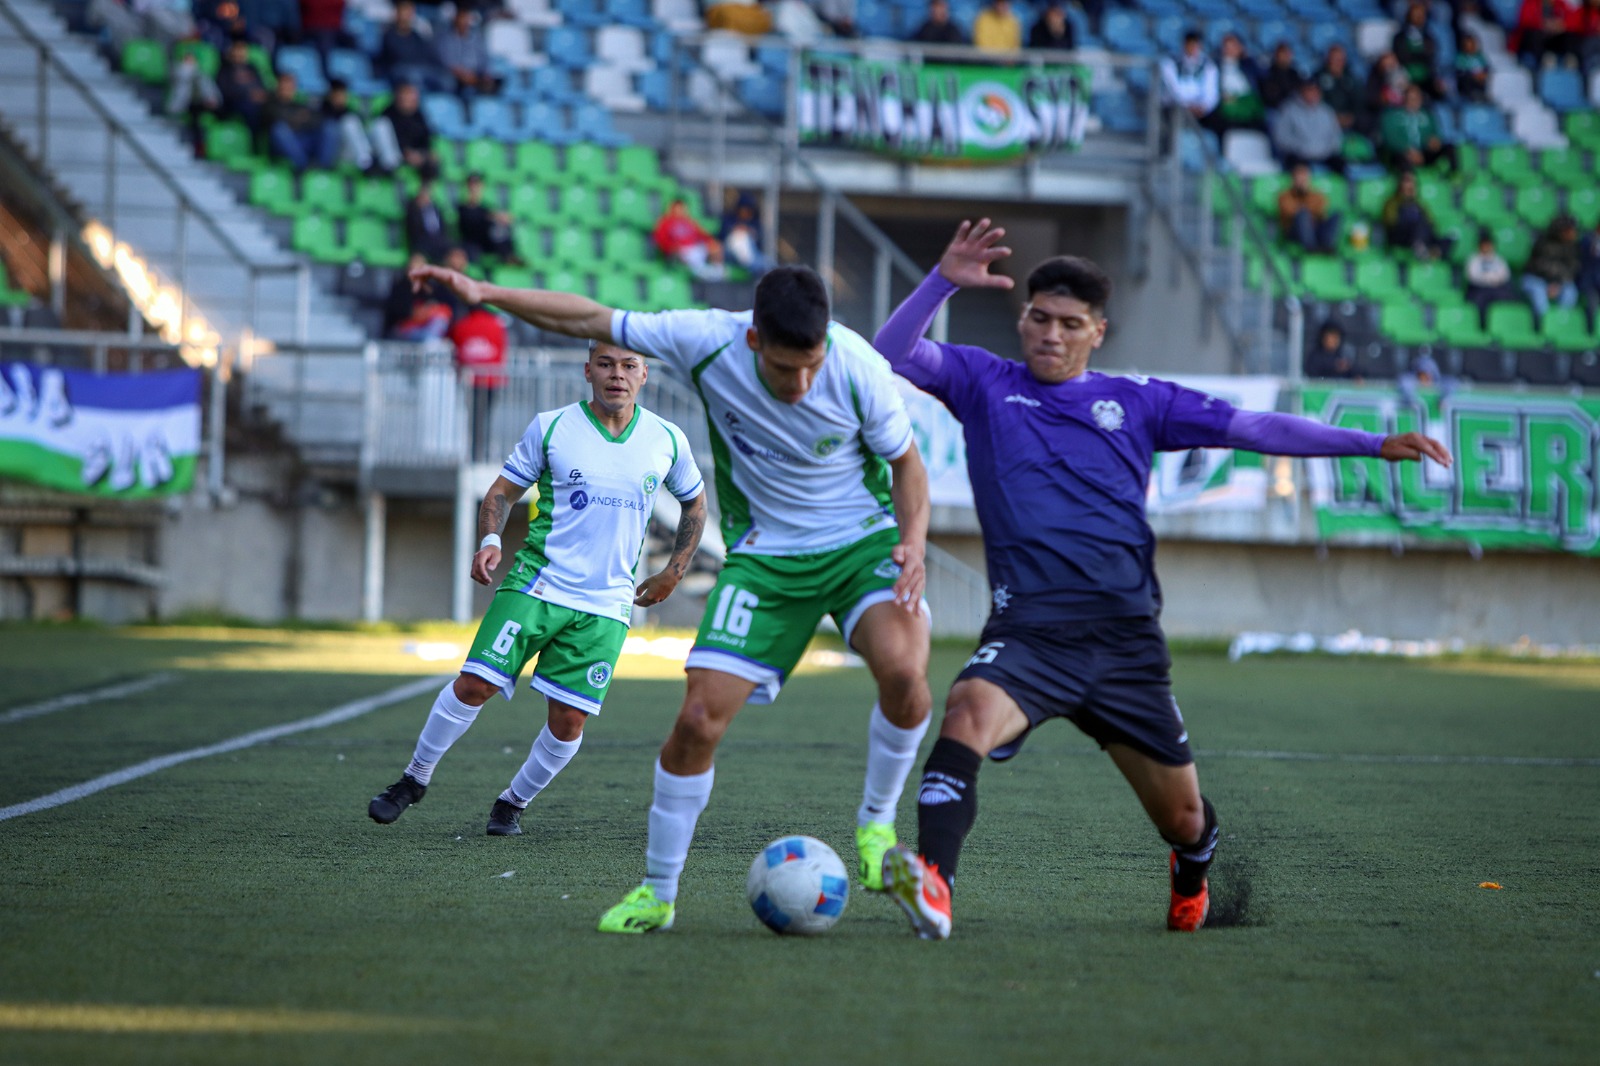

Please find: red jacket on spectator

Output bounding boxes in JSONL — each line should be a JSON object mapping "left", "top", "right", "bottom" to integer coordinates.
{"left": 1511, "top": 0, "right": 1581, "bottom": 52}
{"left": 299, "top": 0, "right": 346, "bottom": 34}
{"left": 451, "top": 309, "right": 507, "bottom": 388}
{"left": 652, "top": 212, "right": 713, "bottom": 258}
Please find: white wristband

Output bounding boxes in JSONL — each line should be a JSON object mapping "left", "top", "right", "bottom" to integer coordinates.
{"left": 479, "top": 533, "right": 502, "bottom": 551}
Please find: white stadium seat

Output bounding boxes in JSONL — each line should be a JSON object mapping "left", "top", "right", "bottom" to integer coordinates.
{"left": 487, "top": 22, "right": 539, "bottom": 69}
{"left": 651, "top": 0, "right": 702, "bottom": 33}
{"left": 1222, "top": 130, "right": 1279, "bottom": 177}
{"left": 507, "top": 0, "right": 563, "bottom": 29}
{"left": 585, "top": 65, "right": 647, "bottom": 112}
{"left": 596, "top": 26, "right": 652, "bottom": 73}
{"left": 700, "top": 32, "right": 759, "bottom": 79}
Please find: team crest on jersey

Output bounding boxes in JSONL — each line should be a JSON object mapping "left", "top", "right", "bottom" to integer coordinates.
{"left": 873, "top": 558, "right": 903, "bottom": 580}
{"left": 813, "top": 434, "right": 844, "bottom": 458}
{"left": 642, "top": 473, "right": 659, "bottom": 495}
{"left": 1092, "top": 400, "right": 1125, "bottom": 432}
{"left": 587, "top": 662, "right": 612, "bottom": 688}
{"left": 569, "top": 490, "right": 590, "bottom": 510}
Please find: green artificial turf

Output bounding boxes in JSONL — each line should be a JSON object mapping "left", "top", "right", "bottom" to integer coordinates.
{"left": 1, "top": 626, "right": 1597, "bottom": 1065}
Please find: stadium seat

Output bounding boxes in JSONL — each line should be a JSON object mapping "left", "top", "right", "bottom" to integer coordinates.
{"left": 1567, "top": 187, "right": 1600, "bottom": 229}
{"left": 327, "top": 49, "right": 387, "bottom": 97}
{"left": 637, "top": 69, "right": 674, "bottom": 112}
{"left": 174, "top": 39, "right": 220, "bottom": 78}
{"left": 1486, "top": 144, "right": 1537, "bottom": 185}
{"left": 1353, "top": 258, "right": 1401, "bottom": 301}
{"left": 552, "top": 225, "right": 599, "bottom": 265}
{"left": 602, "top": 227, "right": 648, "bottom": 266}
{"left": 422, "top": 94, "right": 471, "bottom": 141}
{"left": 1491, "top": 223, "right": 1534, "bottom": 270}
{"left": 1355, "top": 342, "right": 1404, "bottom": 379}
{"left": 556, "top": 0, "right": 610, "bottom": 27}
{"left": 121, "top": 38, "right": 168, "bottom": 85}
{"left": 1380, "top": 303, "right": 1437, "bottom": 345}
{"left": 1542, "top": 307, "right": 1595, "bottom": 352}
{"left": 1353, "top": 176, "right": 1395, "bottom": 218}
{"left": 542, "top": 265, "right": 589, "bottom": 294}
{"left": 353, "top": 178, "right": 404, "bottom": 221}
{"left": 1458, "top": 348, "right": 1516, "bottom": 383}
{"left": 509, "top": 184, "right": 555, "bottom": 220}
{"left": 1573, "top": 351, "right": 1600, "bottom": 387}
{"left": 1537, "top": 67, "right": 1587, "bottom": 112}
{"left": 605, "top": 0, "right": 658, "bottom": 28}
{"left": 1516, "top": 349, "right": 1569, "bottom": 385}
{"left": 596, "top": 272, "right": 642, "bottom": 307}
{"left": 615, "top": 145, "right": 666, "bottom": 189}
{"left": 1461, "top": 182, "right": 1511, "bottom": 227}
{"left": 292, "top": 214, "right": 353, "bottom": 263}
{"left": 491, "top": 266, "right": 537, "bottom": 288}
{"left": 486, "top": 22, "right": 537, "bottom": 71}
{"left": 546, "top": 27, "right": 595, "bottom": 70}
{"left": 1435, "top": 304, "right": 1492, "bottom": 347}
{"left": 573, "top": 103, "right": 630, "bottom": 147}
{"left": 249, "top": 167, "right": 298, "bottom": 215}
{"left": 514, "top": 101, "right": 578, "bottom": 146}
{"left": 513, "top": 141, "right": 559, "bottom": 177}
{"left": 563, "top": 142, "right": 613, "bottom": 184}
{"left": 346, "top": 216, "right": 407, "bottom": 268}
{"left": 609, "top": 184, "right": 657, "bottom": 229}
{"left": 1405, "top": 260, "right": 1457, "bottom": 302}
{"left": 1514, "top": 185, "right": 1560, "bottom": 229}
{"left": 557, "top": 184, "right": 604, "bottom": 221}
{"left": 1300, "top": 258, "right": 1358, "bottom": 302}
{"left": 1487, "top": 303, "right": 1543, "bottom": 349}
{"left": 206, "top": 121, "right": 260, "bottom": 171}
{"left": 1539, "top": 147, "right": 1590, "bottom": 190}
{"left": 646, "top": 271, "right": 693, "bottom": 311}
{"left": 276, "top": 45, "right": 327, "bottom": 96}
{"left": 739, "top": 75, "right": 788, "bottom": 120}
{"left": 300, "top": 172, "right": 351, "bottom": 218}
{"left": 468, "top": 97, "right": 517, "bottom": 142}
{"left": 463, "top": 139, "right": 512, "bottom": 182}
{"left": 1564, "top": 111, "right": 1600, "bottom": 150}
{"left": 530, "top": 66, "right": 586, "bottom": 105}
{"left": 1461, "top": 106, "right": 1515, "bottom": 146}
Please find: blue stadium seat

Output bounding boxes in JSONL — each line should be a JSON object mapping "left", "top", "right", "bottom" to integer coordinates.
{"left": 573, "top": 102, "right": 630, "bottom": 146}
{"left": 515, "top": 101, "right": 578, "bottom": 145}
{"left": 1102, "top": 11, "right": 1157, "bottom": 55}
{"left": 1094, "top": 92, "right": 1147, "bottom": 135}
{"left": 738, "top": 74, "right": 787, "bottom": 120}
{"left": 637, "top": 68, "right": 673, "bottom": 111}
{"left": 1460, "top": 105, "right": 1516, "bottom": 146}
{"left": 555, "top": 0, "right": 609, "bottom": 28}
{"left": 1306, "top": 22, "right": 1355, "bottom": 57}
{"left": 858, "top": 2, "right": 898, "bottom": 37}
{"left": 604, "top": 0, "right": 656, "bottom": 28}
{"left": 1141, "top": 0, "right": 1185, "bottom": 14}
{"left": 343, "top": 12, "right": 382, "bottom": 54}
{"left": 545, "top": 27, "right": 594, "bottom": 70}
{"left": 531, "top": 65, "right": 585, "bottom": 104}
{"left": 422, "top": 93, "right": 471, "bottom": 140}
{"left": 755, "top": 43, "right": 789, "bottom": 76}
{"left": 1202, "top": 19, "right": 1239, "bottom": 49}
{"left": 471, "top": 96, "right": 518, "bottom": 141}
{"left": 1185, "top": 0, "right": 1235, "bottom": 16}
{"left": 326, "top": 48, "right": 386, "bottom": 97}
{"left": 1538, "top": 68, "right": 1587, "bottom": 112}
{"left": 1153, "top": 14, "right": 1186, "bottom": 54}
{"left": 276, "top": 45, "right": 327, "bottom": 96}
{"left": 1234, "top": 0, "right": 1288, "bottom": 16}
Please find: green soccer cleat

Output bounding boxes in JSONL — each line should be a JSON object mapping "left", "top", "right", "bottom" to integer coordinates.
{"left": 597, "top": 884, "right": 676, "bottom": 934}
{"left": 856, "top": 821, "right": 896, "bottom": 892}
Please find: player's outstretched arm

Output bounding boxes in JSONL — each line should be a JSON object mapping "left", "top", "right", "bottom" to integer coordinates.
{"left": 887, "top": 446, "right": 930, "bottom": 610}
{"left": 1379, "top": 431, "right": 1453, "bottom": 467}
{"left": 937, "top": 218, "right": 1014, "bottom": 290}
{"left": 472, "top": 475, "right": 528, "bottom": 585}
{"left": 634, "top": 490, "right": 707, "bottom": 607}
{"left": 1223, "top": 410, "right": 1452, "bottom": 468}
{"left": 409, "top": 265, "right": 615, "bottom": 344}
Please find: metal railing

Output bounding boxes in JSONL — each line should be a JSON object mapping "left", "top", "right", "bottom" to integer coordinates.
{"left": 924, "top": 541, "right": 990, "bottom": 639}
{"left": 0, "top": 0, "right": 312, "bottom": 347}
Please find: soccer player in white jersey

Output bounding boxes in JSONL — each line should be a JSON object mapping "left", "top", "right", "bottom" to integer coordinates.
{"left": 368, "top": 342, "right": 707, "bottom": 836}
{"left": 408, "top": 262, "right": 933, "bottom": 933}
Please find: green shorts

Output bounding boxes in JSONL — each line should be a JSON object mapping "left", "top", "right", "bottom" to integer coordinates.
{"left": 461, "top": 590, "right": 629, "bottom": 714}
{"left": 687, "top": 528, "right": 926, "bottom": 704}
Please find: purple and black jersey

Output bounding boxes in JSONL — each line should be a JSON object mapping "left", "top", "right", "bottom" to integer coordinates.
{"left": 875, "top": 270, "right": 1387, "bottom": 625}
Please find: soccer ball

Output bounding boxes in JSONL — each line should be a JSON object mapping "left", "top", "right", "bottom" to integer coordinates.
{"left": 746, "top": 836, "right": 850, "bottom": 935}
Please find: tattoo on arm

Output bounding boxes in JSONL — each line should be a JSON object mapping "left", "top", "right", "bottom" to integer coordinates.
{"left": 479, "top": 490, "right": 512, "bottom": 539}
{"left": 666, "top": 500, "right": 706, "bottom": 578}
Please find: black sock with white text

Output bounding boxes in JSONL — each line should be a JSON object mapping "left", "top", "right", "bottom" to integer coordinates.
{"left": 1168, "top": 796, "right": 1219, "bottom": 897}
{"left": 915, "top": 738, "right": 983, "bottom": 891}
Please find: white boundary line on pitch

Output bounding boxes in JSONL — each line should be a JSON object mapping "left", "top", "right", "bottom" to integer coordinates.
{"left": 0, "top": 673, "right": 178, "bottom": 726}
{"left": 1195, "top": 748, "right": 1600, "bottom": 768}
{"left": 0, "top": 675, "right": 447, "bottom": 823}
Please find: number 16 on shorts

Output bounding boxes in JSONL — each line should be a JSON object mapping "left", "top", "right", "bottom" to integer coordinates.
{"left": 710, "top": 586, "right": 759, "bottom": 639}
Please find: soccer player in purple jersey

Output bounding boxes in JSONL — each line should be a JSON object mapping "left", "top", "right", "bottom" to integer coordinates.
{"left": 871, "top": 219, "right": 1454, "bottom": 939}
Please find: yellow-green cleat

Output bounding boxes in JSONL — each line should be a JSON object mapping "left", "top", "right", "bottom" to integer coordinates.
{"left": 856, "top": 822, "right": 897, "bottom": 892}
{"left": 597, "top": 884, "right": 676, "bottom": 934}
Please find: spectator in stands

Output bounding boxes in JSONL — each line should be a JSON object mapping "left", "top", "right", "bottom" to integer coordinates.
{"left": 1512, "top": 0, "right": 1583, "bottom": 67}
{"left": 1454, "top": 33, "right": 1491, "bottom": 102}
{"left": 1393, "top": 1, "right": 1448, "bottom": 99}
{"left": 1314, "top": 43, "right": 1365, "bottom": 134}
{"left": 452, "top": 303, "right": 509, "bottom": 461}
{"left": 1399, "top": 350, "right": 1454, "bottom": 404}
{"left": 1365, "top": 51, "right": 1411, "bottom": 119}
{"left": 1522, "top": 215, "right": 1582, "bottom": 317}
{"left": 379, "top": 0, "right": 450, "bottom": 92}
{"left": 815, "top": 0, "right": 860, "bottom": 38}
{"left": 1382, "top": 170, "right": 1452, "bottom": 259}
{"left": 298, "top": 0, "right": 348, "bottom": 63}
{"left": 373, "top": 82, "right": 437, "bottom": 178}
{"left": 705, "top": 0, "right": 774, "bottom": 34}
{"left": 166, "top": 47, "right": 224, "bottom": 133}
{"left": 262, "top": 71, "right": 337, "bottom": 173}
{"left": 1161, "top": 31, "right": 1220, "bottom": 126}
{"left": 218, "top": 36, "right": 270, "bottom": 130}
{"left": 438, "top": 8, "right": 500, "bottom": 97}
{"left": 254, "top": 0, "right": 303, "bottom": 52}
{"left": 1464, "top": 229, "right": 1519, "bottom": 325}
{"left": 1028, "top": 2, "right": 1075, "bottom": 50}
{"left": 1204, "top": 33, "right": 1264, "bottom": 134}
{"left": 386, "top": 252, "right": 454, "bottom": 340}
{"left": 653, "top": 198, "right": 725, "bottom": 281}
{"left": 322, "top": 79, "right": 380, "bottom": 173}
{"left": 1578, "top": 217, "right": 1600, "bottom": 308}
{"left": 1307, "top": 321, "right": 1359, "bottom": 379}
{"left": 1258, "top": 42, "right": 1303, "bottom": 113}
{"left": 1272, "top": 82, "right": 1346, "bottom": 174}
{"left": 973, "top": 0, "right": 1023, "bottom": 54}
{"left": 910, "top": 0, "right": 969, "bottom": 45}
{"left": 457, "top": 173, "right": 522, "bottom": 264}
{"left": 719, "top": 192, "right": 773, "bottom": 277}
{"left": 1278, "top": 164, "right": 1342, "bottom": 254}
{"left": 1380, "top": 84, "right": 1457, "bottom": 172}
{"left": 405, "top": 181, "right": 454, "bottom": 262}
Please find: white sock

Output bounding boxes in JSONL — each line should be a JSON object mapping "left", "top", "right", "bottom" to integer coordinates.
{"left": 857, "top": 703, "right": 931, "bottom": 827}
{"left": 500, "top": 724, "right": 583, "bottom": 807}
{"left": 404, "top": 681, "right": 483, "bottom": 786}
{"left": 642, "top": 759, "right": 715, "bottom": 904}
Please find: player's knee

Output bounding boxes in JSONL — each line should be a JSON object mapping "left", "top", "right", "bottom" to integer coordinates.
{"left": 672, "top": 699, "right": 727, "bottom": 751}
{"left": 548, "top": 705, "right": 587, "bottom": 742}
{"left": 453, "top": 673, "right": 500, "bottom": 706}
{"left": 875, "top": 664, "right": 930, "bottom": 719}
{"left": 1159, "top": 798, "right": 1206, "bottom": 847}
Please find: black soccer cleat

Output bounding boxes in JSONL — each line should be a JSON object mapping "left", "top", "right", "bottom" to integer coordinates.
{"left": 485, "top": 798, "right": 525, "bottom": 836}
{"left": 368, "top": 774, "right": 427, "bottom": 824}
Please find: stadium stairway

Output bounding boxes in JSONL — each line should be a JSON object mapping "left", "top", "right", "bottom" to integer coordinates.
{"left": 0, "top": 0, "right": 367, "bottom": 351}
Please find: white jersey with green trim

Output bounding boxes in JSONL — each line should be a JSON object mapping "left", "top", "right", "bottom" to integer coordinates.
{"left": 612, "top": 308, "right": 915, "bottom": 556}
{"left": 500, "top": 400, "right": 703, "bottom": 624}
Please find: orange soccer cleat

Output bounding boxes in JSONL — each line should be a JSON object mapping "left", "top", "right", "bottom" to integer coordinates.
{"left": 1167, "top": 851, "right": 1210, "bottom": 932}
{"left": 883, "top": 845, "right": 953, "bottom": 940}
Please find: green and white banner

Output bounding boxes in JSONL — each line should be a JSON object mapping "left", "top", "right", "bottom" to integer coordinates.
{"left": 796, "top": 51, "right": 1092, "bottom": 162}
{"left": 0, "top": 362, "right": 201, "bottom": 497}
{"left": 1303, "top": 387, "right": 1600, "bottom": 555}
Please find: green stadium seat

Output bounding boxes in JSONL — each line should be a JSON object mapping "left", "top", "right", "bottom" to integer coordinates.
{"left": 300, "top": 171, "right": 351, "bottom": 218}
{"left": 205, "top": 121, "right": 260, "bottom": 171}
{"left": 541, "top": 266, "right": 587, "bottom": 294}
{"left": 1354, "top": 257, "right": 1401, "bottom": 301}
{"left": 1461, "top": 182, "right": 1511, "bottom": 227}
{"left": 1380, "top": 302, "right": 1437, "bottom": 345}
{"left": 249, "top": 167, "right": 297, "bottom": 215}
{"left": 1415, "top": 174, "right": 1452, "bottom": 215}
{"left": 1250, "top": 175, "right": 1290, "bottom": 217}
{"left": 645, "top": 271, "right": 693, "bottom": 311}
{"left": 1563, "top": 111, "right": 1600, "bottom": 150}
{"left": 513, "top": 141, "right": 558, "bottom": 177}
{"left": 491, "top": 266, "right": 536, "bottom": 288}
{"left": 1311, "top": 175, "right": 1352, "bottom": 216}
{"left": 552, "top": 226, "right": 598, "bottom": 266}
{"left": 1541, "top": 306, "right": 1595, "bottom": 351}
{"left": 1491, "top": 223, "right": 1534, "bottom": 270}
{"left": 1435, "top": 304, "right": 1492, "bottom": 347}
{"left": 245, "top": 44, "right": 276, "bottom": 90}
{"left": 557, "top": 184, "right": 603, "bottom": 220}
{"left": 508, "top": 183, "right": 554, "bottom": 220}
{"left": 609, "top": 185, "right": 657, "bottom": 229}
{"left": 602, "top": 227, "right": 648, "bottom": 267}
{"left": 1456, "top": 144, "right": 1482, "bottom": 180}
{"left": 434, "top": 139, "right": 465, "bottom": 183}
{"left": 1299, "top": 257, "right": 1358, "bottom": 302}
{"left": 120, "top": 39, "right": 168, "bottom": 85}
{"left": 1568, "top": 187, "right": 1600, "bottom": 230}
{"left": 1539, "top": 147, "right": 1590, "bottom": 190}
{"left": 291, "top": 214, "right": 353, "bottom": 263}
{"left": 1514, "top": 185, "right": 1560, "bottom": 228}
{"left": 595, "top": 272, "right": 641, "bottom": 307}
{"left": 563, "top": 142, "right": 613, "bottom": 184}
{"left": 1354, "top": 177, "right": 1395, "bottom": 218}
{"left": 1342, "top": 133, "right": 1375, "bottom": 163}
{"left": 1487, "top": 145, "right": 1537, "bottom": 185}
{"left": 1406, "top": 260, "right": 1459, "bottom": 302}
{"left": 173, "top": 39, "right": 220, "bottom": 78}
{"left": 1487, "top": 303, "right": 1543, "bottom": 349}
{"left": 462, "top": 139, "right": 511, "bottom": 182}
{"left": 353, "top": 178, "right": 404, "bottom": 220}
{"left": 0, "top": 261, "right": 31, "bottom": 308}
{"left": 614, "top": 145, "right": 666, "bottom": 188}
{"left": 346, "top": 216, "right": 406, "bottom": 268}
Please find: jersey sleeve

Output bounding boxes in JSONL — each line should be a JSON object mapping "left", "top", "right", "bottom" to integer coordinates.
{"left": 1152, "top": 379, "right": 1240, "bottom": 451}
{"left": 501, "top": 413, "right": 548, "bottom": 487}
{"left": 663, "top": 422, "right": 705, "bottom": 501}
{"left": 850, "top": 344, "right": 917, "bottom": 460}
{"left": 611, "top": 308, "right": 726, "bottom": 377}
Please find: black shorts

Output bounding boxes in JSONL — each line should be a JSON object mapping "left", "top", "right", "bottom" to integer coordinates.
{"left": 956, "top": 615, "right": 1194, "bottom": 767}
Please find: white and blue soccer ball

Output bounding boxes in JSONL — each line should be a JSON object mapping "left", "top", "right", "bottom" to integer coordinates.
{"left": 746, "top": 836, "right": 850, "bottom": 935}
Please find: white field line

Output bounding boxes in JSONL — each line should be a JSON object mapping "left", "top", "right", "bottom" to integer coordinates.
{"left": 0, "top": 673, "right": 178, "bottom": 726}
{"left": 0, "top": 675, "right": 446, "bottom": 823}
{"left": 1195, "top": 749, "right": 1600, "bottom": 768}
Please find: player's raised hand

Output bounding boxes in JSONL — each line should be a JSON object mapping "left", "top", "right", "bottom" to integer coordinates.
{"left": 410, "top": 263, "right": 484, "bottom": 306}
{"left": 470, "top": 546, "right": 501, "bottom": 586}
{"left": 890, "top": 542, "right": 927, "bottom": 612}
{"left": 1380, "top": 432, "right": 1453, "bottom": 468}
{"left": 937, "top": 219, "right": 1015, "bottom": 291}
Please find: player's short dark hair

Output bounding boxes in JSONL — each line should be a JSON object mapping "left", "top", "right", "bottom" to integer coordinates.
{"left": 1026, "top": 256, "right": 1112, "bottom": 316}
{"left": 753, "top": 265, "right": 830, "bottom": 350}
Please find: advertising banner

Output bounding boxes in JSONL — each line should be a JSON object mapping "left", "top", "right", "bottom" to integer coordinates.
{"left": 796, "top": 51, "right": 1092, "bottom": 162}
{"left": 1303, "top": 387, "right": 1600, "bottom": 555}
{"left": 0, "top": 362, "right": 201, "bottom": 497}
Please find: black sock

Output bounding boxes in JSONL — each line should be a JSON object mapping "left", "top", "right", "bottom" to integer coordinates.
{"left": 916, "top": 737, "right": 982, "bottom": 890}
{"left": 1167, "top": 796, "right": 1219, "bottom": 897}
